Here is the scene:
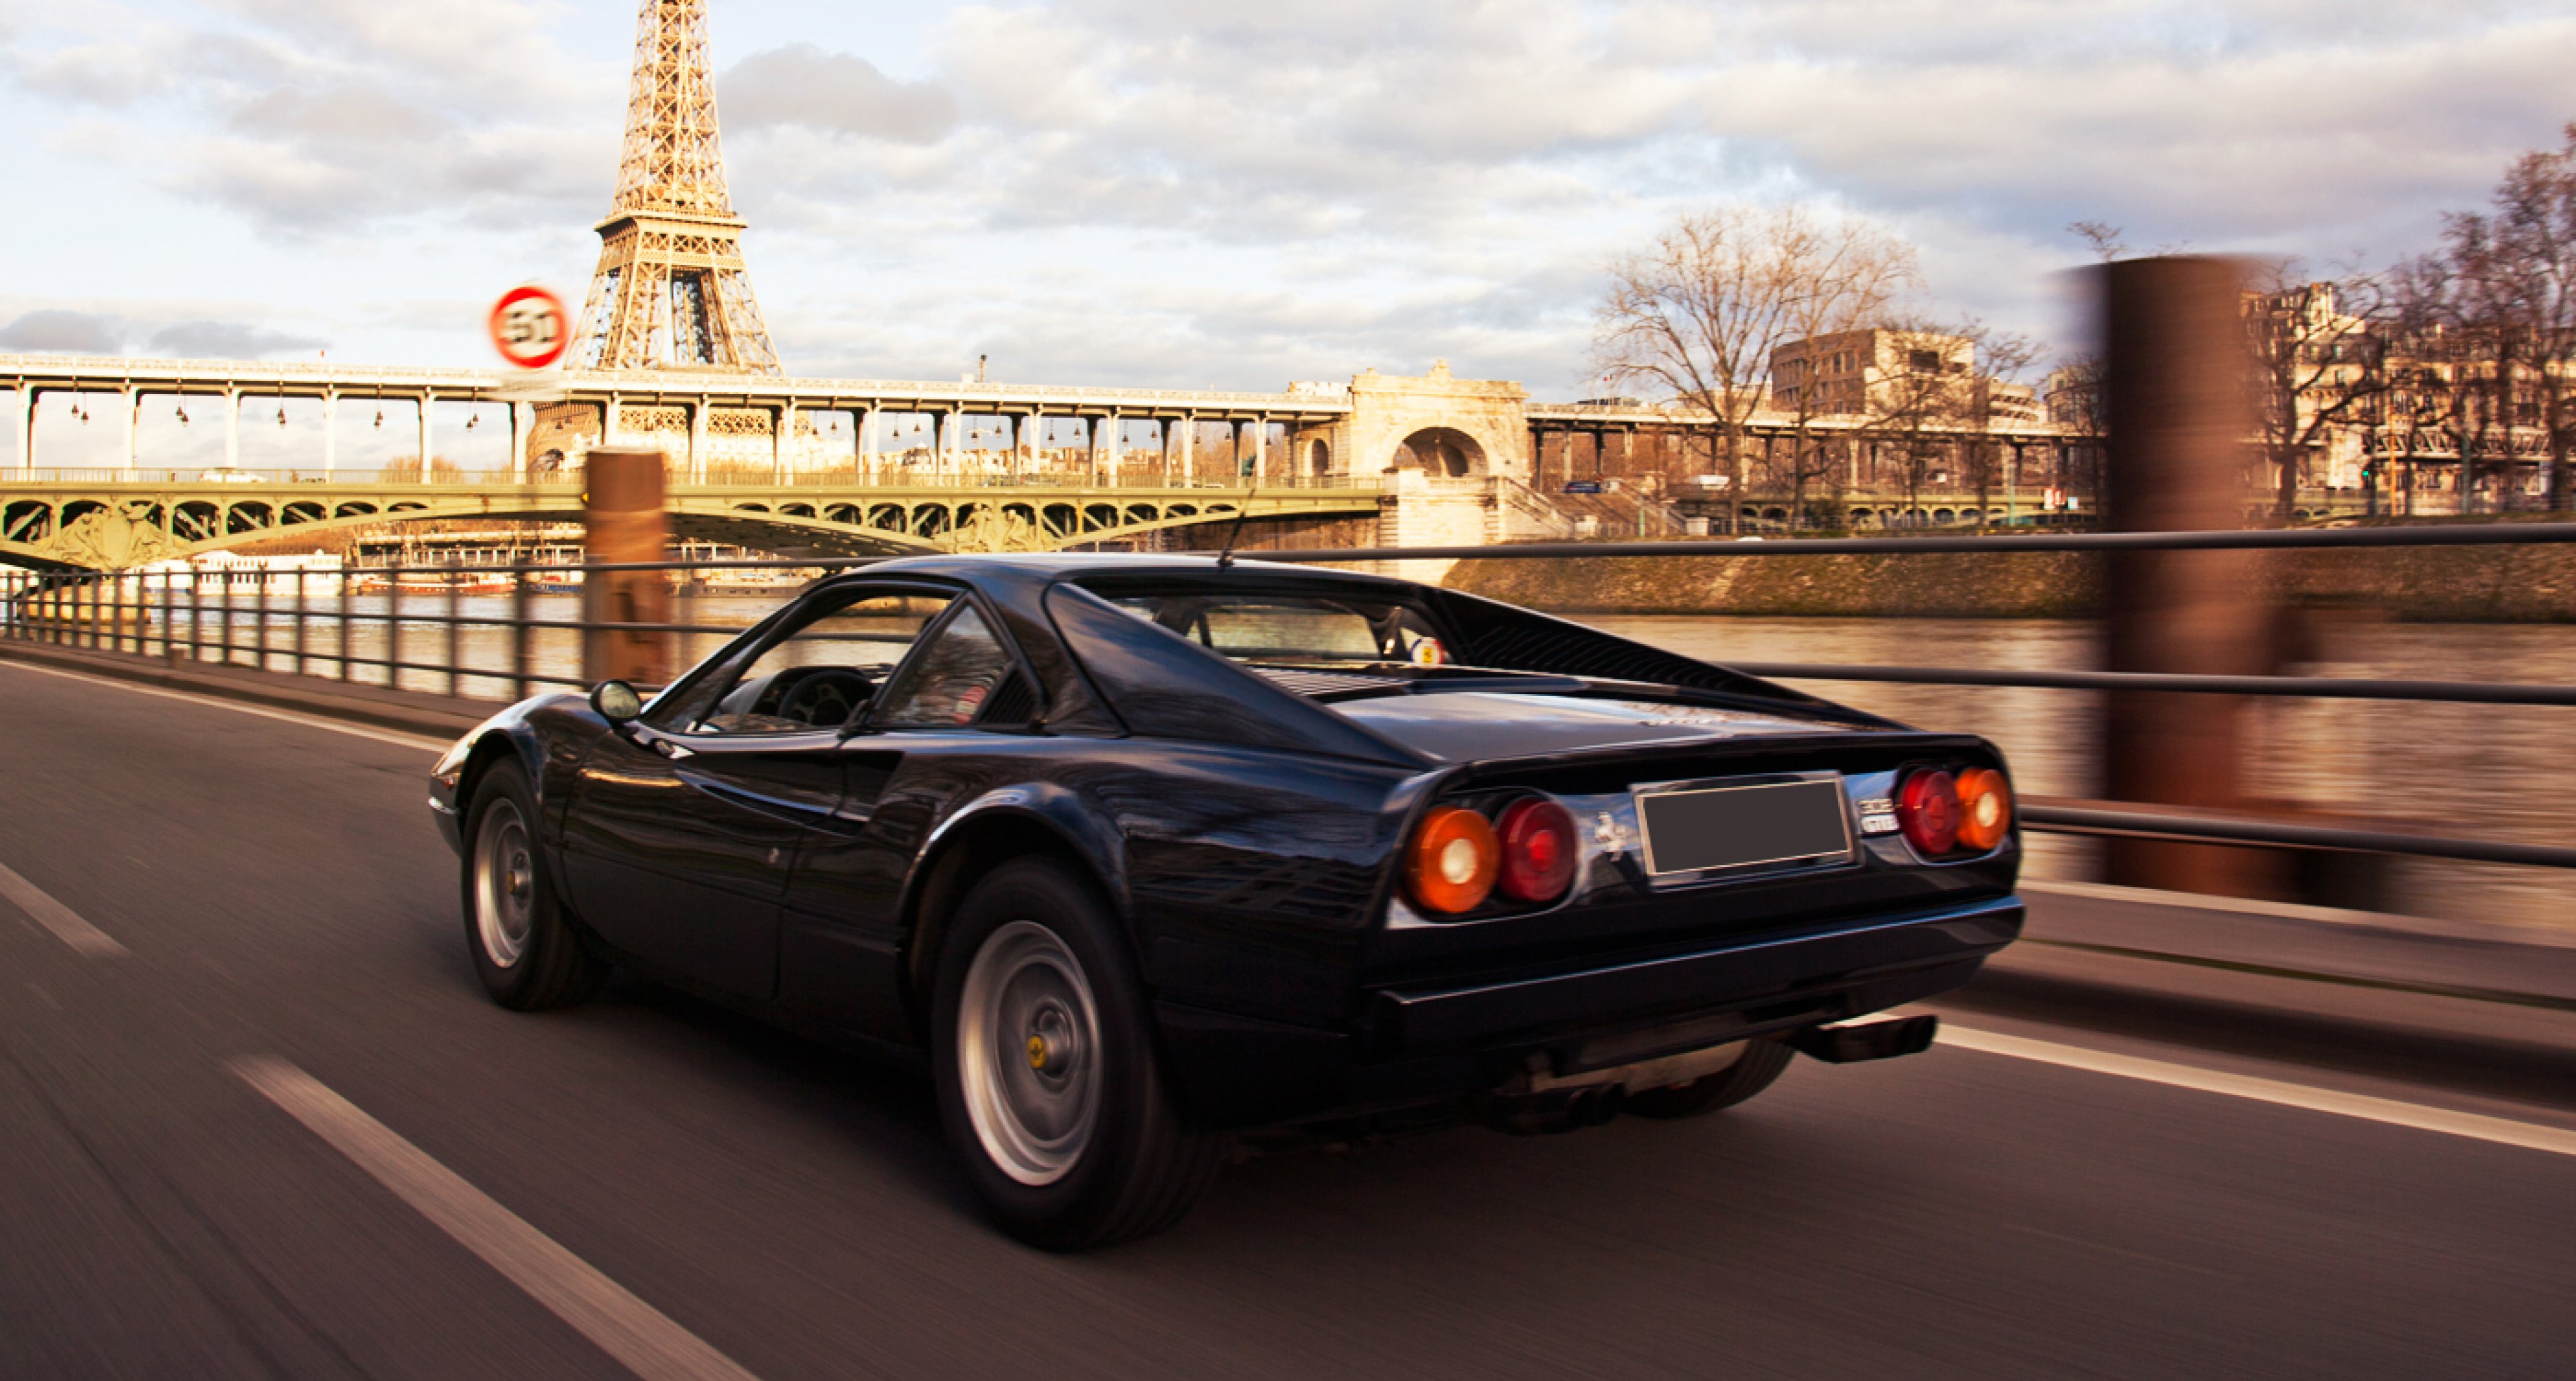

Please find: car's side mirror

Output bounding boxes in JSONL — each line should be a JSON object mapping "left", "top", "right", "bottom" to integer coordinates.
{"left": 588, "top": 680, "right": 643, "bottom": 725}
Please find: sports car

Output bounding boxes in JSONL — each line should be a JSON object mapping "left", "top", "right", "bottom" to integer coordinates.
{"left": 428, "top": 554, "right": 2022, "bottom": 1248}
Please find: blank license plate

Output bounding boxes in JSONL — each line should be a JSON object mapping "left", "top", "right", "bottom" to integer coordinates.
{"left": 1635, "top": 778, "right": 1851, "bottom": 876}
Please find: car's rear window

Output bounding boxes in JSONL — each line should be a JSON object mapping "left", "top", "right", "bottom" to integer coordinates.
{"left": 1100, "top": 592, "right": 1449, "bottom": 666}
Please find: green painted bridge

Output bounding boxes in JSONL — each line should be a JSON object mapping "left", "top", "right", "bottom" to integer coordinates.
{"left": 0, "top": 470, "right": 1385, "bottom": 571}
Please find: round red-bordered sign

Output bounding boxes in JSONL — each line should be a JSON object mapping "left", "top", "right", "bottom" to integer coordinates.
{"left": 488, "top": 286, "right": 570, "bottom": 370}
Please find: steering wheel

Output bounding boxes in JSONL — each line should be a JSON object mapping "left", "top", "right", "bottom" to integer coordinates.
{"left": 775, "top": 669, "right": 873, "bottom": 729}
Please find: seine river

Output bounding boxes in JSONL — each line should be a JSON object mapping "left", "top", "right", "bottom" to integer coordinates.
{"left": 150, "top": 595, "right": 2575, "bottom": 932}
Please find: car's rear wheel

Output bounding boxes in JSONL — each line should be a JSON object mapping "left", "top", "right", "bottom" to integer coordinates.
{"left": 932, "top": 856, "right": 1220, "bottom": 1250}
{"left": 462, "top": 760, "right": 606, "bottom": 1011}
{"left": 1623, "top": 1038, "right": 1793, "bottom": 1119}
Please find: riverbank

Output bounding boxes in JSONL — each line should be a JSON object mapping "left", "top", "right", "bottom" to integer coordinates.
{"left": 1446, "top": 540, "right": 2576, "bottom": 621}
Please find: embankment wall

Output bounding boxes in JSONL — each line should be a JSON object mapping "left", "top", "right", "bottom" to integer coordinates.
{"left": 1443, "top": 542, "right": 2576, "bottom": 621}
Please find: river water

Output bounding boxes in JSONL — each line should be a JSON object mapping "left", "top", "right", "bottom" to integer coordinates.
{"left": 137, "top": 595, "right": 2576, "bottom": 933}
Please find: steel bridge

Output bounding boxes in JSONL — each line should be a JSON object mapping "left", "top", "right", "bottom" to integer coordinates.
{"left": 0, "top": 353, "right": 1355, "bottom": 484}
{"left": 0, "top": 469, "right": 1383, "bottom": 571}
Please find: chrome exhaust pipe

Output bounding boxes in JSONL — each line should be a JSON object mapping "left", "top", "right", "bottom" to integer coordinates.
{"left": 1788, "top": 1014, "right": 1939, "bottom": 1064}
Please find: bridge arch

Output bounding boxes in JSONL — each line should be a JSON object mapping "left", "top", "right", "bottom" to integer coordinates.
{"left": 1394, "top": 427, "right": 1485, "bottom": 478}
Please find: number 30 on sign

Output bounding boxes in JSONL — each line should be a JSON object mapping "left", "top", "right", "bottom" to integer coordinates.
{"left": 488, "top": 286, "right": 570, "bottom": 370}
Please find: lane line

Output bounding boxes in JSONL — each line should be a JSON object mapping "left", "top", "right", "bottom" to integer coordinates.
{"left": 1941, "top": 1024, "right": 2576, "bottom": 1159}
{"left": 231, "top": 1058, "right": 762, "bottom": 1381}
{"left": 0, "top": 858, "right": 127, "bottom": 957}
{"left": 0, "top": 659, "right": 454, "bottom": 753}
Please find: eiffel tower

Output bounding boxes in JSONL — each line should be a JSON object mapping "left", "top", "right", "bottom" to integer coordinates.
{"left": 570, "top": 0, "right": 780, "bottom": 374}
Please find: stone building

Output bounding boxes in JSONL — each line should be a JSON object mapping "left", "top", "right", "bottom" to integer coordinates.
{"left": 1768, "top": 328, "right": 1977, "bottom": 418}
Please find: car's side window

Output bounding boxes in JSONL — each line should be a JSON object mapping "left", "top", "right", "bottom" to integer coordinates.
{"left": 869, "top": 603, "right": 1025, "bottom": 729}
{"left": 651, "top": 589, "right": 957, "bottom": 735}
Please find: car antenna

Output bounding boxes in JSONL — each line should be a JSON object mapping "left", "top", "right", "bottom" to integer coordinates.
{"left": 1215, "top": 470, "right": 1260, "bottom": 568}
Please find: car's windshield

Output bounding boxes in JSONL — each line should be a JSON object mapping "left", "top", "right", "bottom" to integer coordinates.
{"left": 1102, "top": 592, "right": 1454, "bottom": 666}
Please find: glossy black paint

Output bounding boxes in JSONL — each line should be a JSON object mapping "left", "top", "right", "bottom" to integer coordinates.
{"left": 432, "top": 554, "right": 2024, "bottom": 1131}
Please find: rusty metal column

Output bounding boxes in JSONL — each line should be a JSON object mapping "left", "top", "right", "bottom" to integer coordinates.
{"left": 582, "top": 448, "right": 672, "bottom": 688}
{"left": 2099, "top": 256, "right": 2268, "bottom": 894}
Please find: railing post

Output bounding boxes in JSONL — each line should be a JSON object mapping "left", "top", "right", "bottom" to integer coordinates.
{"left": 294, "top": 566, "right": 308, "bottom": 676}
{"left": 189, "top": 568, "right": 203, "bottom": 664}
{"left": 386, "top": 548, "right": 403, "bottom": 690}
{"left": 2098, "top": 256, "right": 2271, "bottom": 896}
{"left": 445, "top": 554, "right": 462, "bottom": 697}
{"left": 582, "top": 448, "right": 671, "bottom": 688}
{"left": 512, "top": 564, "right": 531, "bottom": 702}
{"left": 337, "top": 560, "right": 353, "bottom": 682}
{"left": 254, "top": 559, "right": 270, "bottom": 672}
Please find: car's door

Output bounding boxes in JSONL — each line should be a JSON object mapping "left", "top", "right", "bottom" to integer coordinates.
{"left": 778, "top": 597, "right": 1046, "bottom": 1037}
{"left": 561, "top": 582, "right": 960, "bottom": 999}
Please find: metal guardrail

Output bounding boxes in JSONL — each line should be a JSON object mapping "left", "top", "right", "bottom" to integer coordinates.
{"left": 2022, "top": 801, "right": 2576, "bottom": 870}
{"left": 5, "top": 522, "right": 2573, "bottom": 871}
{"left": 1253, "top": 519, "right": 2576, "bottom": 562}
{"left": 1264, "top": 521, "right": 2576, "bottom": 870}
{"left": 1725, "top": 664, "right": 2576, "bottom": 707}
{"left": 0, "top": 556, "right": 876, "bottom": 702}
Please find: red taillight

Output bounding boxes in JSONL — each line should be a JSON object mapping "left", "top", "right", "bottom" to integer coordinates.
{"left": 1496, "top": 797, "right": 1578, "bottom": 903}
{"left": 1897, "top": 770, "right": 1961, "bottom": 856}
{"left": 1406, "top": 805, "right": 1500, "bottom": 914}
{"left": 1957, "top": 768, "right": 2012, "bottom": 852}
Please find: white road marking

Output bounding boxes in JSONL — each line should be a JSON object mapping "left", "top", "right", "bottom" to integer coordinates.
{"left": 0, "top": 858, "right": 127, "bottom": 957}
{"left": 231, "top": 1058, "right": 763, "bottom": 1381}
{"left": 0, "top": 659, "right": 454, "bottom": 753}
{"left": 1941, "top": 1025, "right": 2576, "bottom": 1159}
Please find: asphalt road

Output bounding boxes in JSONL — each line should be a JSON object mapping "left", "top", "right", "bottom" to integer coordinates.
{"left": 3, "top": 659, "right": 2573, "bottom": 1380}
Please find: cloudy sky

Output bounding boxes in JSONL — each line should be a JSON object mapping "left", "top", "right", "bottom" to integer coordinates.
{"left": 1, "top": 0, "right": 2571, "bottom": 397}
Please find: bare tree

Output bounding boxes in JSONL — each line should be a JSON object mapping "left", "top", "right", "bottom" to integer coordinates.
{"left": 2069, "top": 221, "right": 2129, "bottom": 263}
{"left": 2241, "top": 261, "right": 2387, "bottom": 523}
{"left": 1964, "top": 326, "right": 2044, "bottom": 526}
{"left": 2444, "top": 125, "right": 2576, "bottom": 511}
{"left": 1595, "top": 205, "right": 1919, "bottom": 531}
{"left": 1824, "top": 319, "right": 2036, "bottom": 527}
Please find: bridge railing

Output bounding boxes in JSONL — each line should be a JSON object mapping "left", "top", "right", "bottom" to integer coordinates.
{"left": 7, "top": 523, "right": 2576, "bottom": 879}
{"left": 0, "top": 466, "right": 1380, "bottom": 491}
{"left": 0, "top": 555, "right": 877, "bottom": 703}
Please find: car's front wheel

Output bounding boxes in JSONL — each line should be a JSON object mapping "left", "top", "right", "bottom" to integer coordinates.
{"left": 462, "top": 760, "right": 606, "bottom": 1011}
{"left": 932, "top": 856, "right": 1220, "bottom": 1249}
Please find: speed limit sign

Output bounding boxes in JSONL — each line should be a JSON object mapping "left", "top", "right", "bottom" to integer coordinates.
{"left": 488, "top": 286, "right": 570, "bottom": 370}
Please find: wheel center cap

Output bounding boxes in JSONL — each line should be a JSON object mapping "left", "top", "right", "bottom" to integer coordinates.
{"left": 1026, "top": 1034, "right": 1051, "bottom": 1070}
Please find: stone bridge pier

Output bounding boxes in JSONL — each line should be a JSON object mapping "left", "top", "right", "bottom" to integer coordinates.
{"left": 1287, "top": 360, "right": 1531, "bottom": 487}
{"left": 1285, "top": 361, "right": 1538, "bottom": 582}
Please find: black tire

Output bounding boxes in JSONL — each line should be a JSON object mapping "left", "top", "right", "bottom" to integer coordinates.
{"left": 1623, "top": 1039, "right": 1794, "bottom": 1119}
{"left": 461, "top": 760, "right": 606, "bottom": 1011}
{"left": 931, "top": 856, "right": 1221, "bottom": 1250}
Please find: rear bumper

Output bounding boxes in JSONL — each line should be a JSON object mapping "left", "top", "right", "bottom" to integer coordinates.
{"left": 1155, "top": 894, "right": 2022, "bottom": 1129}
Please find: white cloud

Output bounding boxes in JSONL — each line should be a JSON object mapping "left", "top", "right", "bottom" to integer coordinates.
{"left": 148, "top": 319, "right": 325, "bottom": 357}
{"left": 0, "top": 309, "right": 128, "bottom": 352}
{"left": 720, "top": 43, "right": 957, "bottom": 144}
{"left": 2, "top": 0, "right": 2571, "bottom": 391}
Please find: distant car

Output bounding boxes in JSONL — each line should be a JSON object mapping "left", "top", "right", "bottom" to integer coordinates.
{"left": 429, "top": 555, "right": 2023, "bottom": 1247}
{"left": 197, "top": 467, "right": 263, "bottom": 483}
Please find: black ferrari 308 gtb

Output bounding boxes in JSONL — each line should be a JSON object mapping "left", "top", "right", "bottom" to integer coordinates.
{"left": 429, "top": 554, "right": 2021, "bottom": 1248}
